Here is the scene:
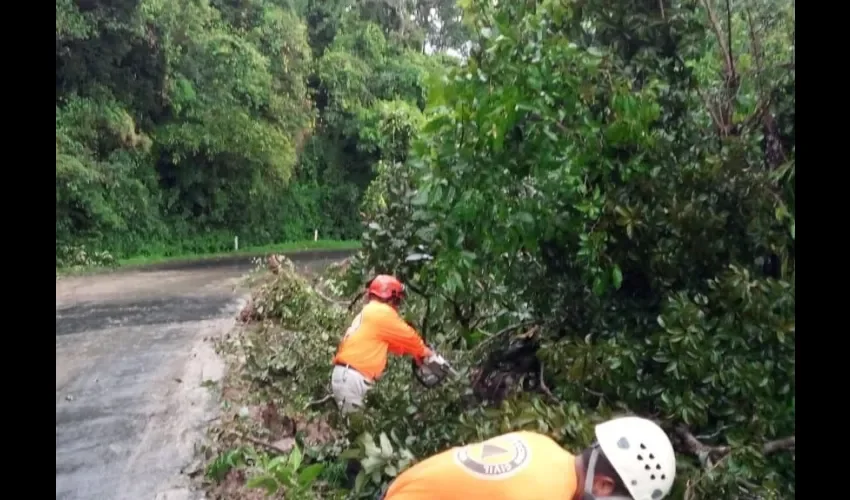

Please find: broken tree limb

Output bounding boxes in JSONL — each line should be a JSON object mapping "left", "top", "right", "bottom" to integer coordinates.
{"left": 346, "top": 291, "right": 365, "bottom": 312}
{"left": 763, "top": 436, "right": 796, "bottom": 454}
{"left": 679, "top": 428, "right": 794, "bottom": 500}
{"left": 683, "top": 454, "right": 733, "bottom": 500}
{"left": 305, "top": 394, "right": 334, "bottom": 409}
{"left": 674, "top": 424, "right": 795, "bottom": 461}
{"left": 228, "top": 431, "right": 291, "bottom": 455}
{"left": 537, "top": 361, "right": 559, "bottom": 404}
{"left": 470, "top": 322, "right": 537, "bottom": 355}
{"left": 312, "top": 286, "right": 348, "bottom": 307}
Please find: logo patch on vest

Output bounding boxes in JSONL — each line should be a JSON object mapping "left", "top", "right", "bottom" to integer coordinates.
{"left": 454, "top": 434, "right": 531, "bottom": 480}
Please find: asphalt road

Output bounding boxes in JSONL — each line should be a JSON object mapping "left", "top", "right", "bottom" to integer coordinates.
{"left": 56, "top": 252, "right": 349, "bottom": 500}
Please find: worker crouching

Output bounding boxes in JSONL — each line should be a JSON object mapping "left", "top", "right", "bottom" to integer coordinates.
{"left": 331, "top": 275, "right": 432, "bottom": 413}
{"left": 382, "top": 416, "right": 677, "bottom": 500}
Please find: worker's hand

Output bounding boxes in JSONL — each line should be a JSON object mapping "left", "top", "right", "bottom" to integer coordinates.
{"left": 424, "top": 351, "right": 449, "bottom": 366}
{"left": 414, "top": 353, "right": 429, "bottom": 366}
{"left": 414, "top": 347, "right": 434, "bottom": 366}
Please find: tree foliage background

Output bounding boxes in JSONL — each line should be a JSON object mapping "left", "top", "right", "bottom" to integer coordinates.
{"left": 56, "top": 0, "right": 460, "bottom": 265}
{"left": 342, "top": 0, "right": 795, "bottom": 497}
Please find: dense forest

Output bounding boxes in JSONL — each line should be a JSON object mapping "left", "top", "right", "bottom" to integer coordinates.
{"left": 56, "top": 0, "right": 468, "bottom": 266}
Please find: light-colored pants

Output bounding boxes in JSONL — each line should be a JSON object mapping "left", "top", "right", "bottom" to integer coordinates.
{"left": 331, "top": 365, "right": 372, "bottom": 413}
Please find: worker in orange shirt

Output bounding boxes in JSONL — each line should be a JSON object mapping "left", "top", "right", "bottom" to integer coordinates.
{"left": 382, "top": 416, "right": 676, "bottom": 500}
{"left": 331, "top": 275, "right": 434, "bottom": 413}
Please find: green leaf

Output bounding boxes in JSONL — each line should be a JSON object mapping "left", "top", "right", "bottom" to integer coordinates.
{"left": 362, "top": 455, "right": 384, "bottom": 474}
{"left": 297, "top": 463, "right": 325, "bottom": 485}
{"left": 246, "top": 474, "right": 278, "bottom": 493}
{"left": 422, "top": 114, "right": 452, "bottom": 134}
{"left": 592, "top": 276, "right": 605, "bottom": 296}
{"left": 361, "top": 433, "right": 380, "bottom": 456}
{"left": 287, "top": 445, "right": 302, "bottom": 470}
{"left": 338, "top": 448, "right": 362, "bottom": 460}
{"left": 612, "top": 265, "right": 623, "bottom": 290}
{"left": 354, "top": 470, "right": 368, "bottom": 493}
{"left": 379, "top": 432, "right": 394, "bottom": 459}
{"left": 445, "top": 270, "right": 464, "bottom": 294}
{"left": 267, "top": 456, "right": 288, "bottom": 470}
{"left": 516, "top": 212, "right": 534, "bottom": 224}
{"left": 411, "top": 190, "right": 429, "bottom": 206}
{"left": 587, "top": 46, "right": 604, "bottom": 57}
{"left": 273, "top": 466, "right": 293, "bottom": 483}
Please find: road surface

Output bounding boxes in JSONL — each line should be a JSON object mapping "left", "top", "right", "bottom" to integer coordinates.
{"left": 56, "top": 252, "right": 349, "bottom": 500}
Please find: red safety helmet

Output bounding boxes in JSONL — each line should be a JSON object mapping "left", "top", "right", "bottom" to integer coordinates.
{"left": 367, "top": 275, "right": 406, "bottom": 301}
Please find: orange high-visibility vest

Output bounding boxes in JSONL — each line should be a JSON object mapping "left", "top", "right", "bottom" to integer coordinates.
{"left": 333, "top": 301, "right": 430, "bottom": 380}
{"left": 384, "top": 431, "right": 578, "bottom": 500}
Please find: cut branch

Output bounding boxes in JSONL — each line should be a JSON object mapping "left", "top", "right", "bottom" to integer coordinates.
{"left": 346, "top": 291, "right": 365, "bottom": 312}
{"left": 537, "top": 361, "right": 559, "bottom": 404}
{"left": 763, "top": 436, "right": 796, "bottom": 454}
{"left": 228, "top": 431, "right": 292, "bottom": 455}
{"left": 679, "top": 429, "right": 794, "bottom": 499}
{"left": 674, "top": 425, "right": 795, "bottom": 461}
{"left": 312, "top": 286, "right": 348, "bottom": 307}
{"left": 470, "top": 322, "right": 537, "bottom": 355}
{"left": 306, "top": 394, "right": 334, "bottom": 409}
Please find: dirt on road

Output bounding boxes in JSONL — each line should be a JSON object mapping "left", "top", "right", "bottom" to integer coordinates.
{"left": 55, "top": 255, "right": 346, "bottom": 500}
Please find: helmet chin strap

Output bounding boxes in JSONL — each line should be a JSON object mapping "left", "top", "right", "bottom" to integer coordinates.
{"left": 581, "top": 445, "right": 633, "bottom": 500}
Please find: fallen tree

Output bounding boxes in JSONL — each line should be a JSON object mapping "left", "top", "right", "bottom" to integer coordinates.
{"left": 201, "top": 252, "right": 793, "bottom": 499}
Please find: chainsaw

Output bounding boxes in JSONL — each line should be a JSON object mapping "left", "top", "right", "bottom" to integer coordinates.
{"left": 414, "top": 348, "right": 460, "bottom": 388}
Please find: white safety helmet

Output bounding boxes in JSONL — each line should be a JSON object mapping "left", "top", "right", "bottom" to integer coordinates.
{"left": 583, "top": 416, "right": 676, "bottom": 500}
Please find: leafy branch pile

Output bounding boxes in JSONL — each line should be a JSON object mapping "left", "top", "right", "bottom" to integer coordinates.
{"left": 55, "top": 244, "right": 117, "bottom": 272}
{"left": 203, "top": 260, "right": 347, "bottom": 499}
{"left": 203, "top": 0, "right": 794, "bottom": 498}
{"left": 205, "top": 260, "right": 597, "bottom": 499}
{"left": 240, "top": 260, "right": 350, "bottom": 407}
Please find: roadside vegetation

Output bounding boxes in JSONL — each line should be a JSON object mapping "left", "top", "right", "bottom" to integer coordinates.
{"left": 192, "top": 0, "right": 795, "bottom": 498}
{"left": 55, "top": 239, "right": 361, "bottom": 276}
{"left": 57, "top": 0, "right": 461, "bottom": 267}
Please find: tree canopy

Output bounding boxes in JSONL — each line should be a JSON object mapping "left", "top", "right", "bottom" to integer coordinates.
{"left": 56, "top": 0, "right": 459, "bottom": 265}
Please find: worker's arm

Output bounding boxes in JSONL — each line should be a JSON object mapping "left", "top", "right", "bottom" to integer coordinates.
{"left": 377, "top": 311, "right": 432, "bottom": 360}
